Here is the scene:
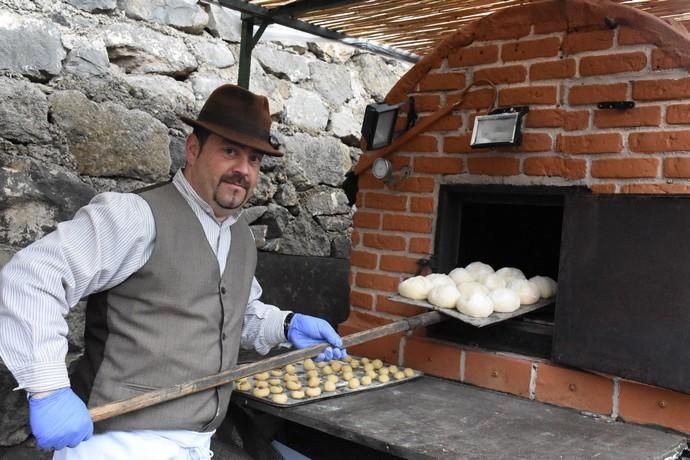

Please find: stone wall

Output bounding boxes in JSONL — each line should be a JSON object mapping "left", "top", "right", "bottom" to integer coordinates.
{"left": 0, "top": 0, "right": 410, "bottom": 448}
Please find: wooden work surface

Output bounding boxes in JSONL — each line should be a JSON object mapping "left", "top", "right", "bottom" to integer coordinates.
{"left": 234, "top": 376, "right": 686, "bottom": 460}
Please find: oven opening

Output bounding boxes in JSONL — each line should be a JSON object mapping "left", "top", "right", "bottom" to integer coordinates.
{"left": 429, "top": 185, "right": 583, "bottom": 359}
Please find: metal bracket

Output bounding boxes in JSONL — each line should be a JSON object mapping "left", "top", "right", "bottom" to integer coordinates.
{"left": 597, "top": 101, "right": 635, "bottom": 110}
{"left": 238, "top": 14, "right": 272, "bottom": 89}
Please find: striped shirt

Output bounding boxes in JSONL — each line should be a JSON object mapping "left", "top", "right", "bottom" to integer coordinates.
{"left": 0, "top": 170, "right": 289, "bottom": 394}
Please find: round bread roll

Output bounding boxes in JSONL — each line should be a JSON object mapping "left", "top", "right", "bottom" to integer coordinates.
{"left": 254, "top": 372, "right": 269, "bottom": 381}
{"left": 403, "top": 368, "right": 414, "bottom": 378}
{"left": 456, "top": 291, "right": 494, "bottom": 318}
{"left": 350, "top": 360, "right": 360, "bottom": 369}
{"left": 425, "top": 273, "right": 456, "bottom": 288}
{"left": 489, "top": 288, "right": 521, "bottom": 313}
{"left": 341, "top": 365, "right": 353, "bottom": 374}
{"left": 330, "top": 361, "right": 342, "bottom": 372}
{"left": 272, "top": 393, "right": 288, "bottom": 404}
{"left": 270, "top": 369, "right": 283, "bottom": 377}
{"left": 253, "top": 387, "right": 270, "bottom": 398}
{"left": 398, "top": 276, "right": 433, "bottom": 300}
{"left": 363, "top": 363, "right": 374, "bottom": 372}
{"left": 303, "top": 359, "right": 316, "bottom": 371}
{"left": 484, "top": 274, "right": 507, "bottom": 290}
{"left": 378, "top": 367, "right": 390, "bottom": 376}
{"left": 457, "top": 282, "right": 489, "bottom": 298}
{"left": 269, "top": 385, "right": 283, "bottom": 394}
{"left": 360, "top": 357, "right": 369, "bottom": 364}
{"left": 317, "top": 361, "right": 327, "bottom": 368}
{"left": 268, "top": 378, "right": 281, "bottom": 386}
{"left": 323, "top": 381, "right": 337, "bottom": 392}
{"left": 378, "top": 374, "right": 390, "bottom": 383}
{"left": 255, "top": 380, "right": 269, "bottom": 389}
{"left": 361, "top": 376, "right": 372, "bottom": 385}
{"left": 372, "top": 359, "right": 383, "bottom": 369}
{"left": 348, "top": 378, "right": 361, "bottom": 389}
{"left": 448, "top": 267, "right": 474, "bottom": 284}
{"left": 284, "top": 364, "right": 297, "bottom": 374}
{"left": 291, "top": 390, "right": 305, "bottom": 399}
{"left": 308, "top": 377, "right": 320, "bottom": 388}
{"left": 305, "top": 387, "right": 321, "bottom": 397}
{"left": 389, "top": 365, "right": 399, "bottom": 373}
{"left": 284, "top": 374, "right": 298, "bottom": 382}
{"left": 286, "top": 380, "right": 301, "bottom": 391}
{"left": 496, "top": 267, "right": 526, "bottom": 281}
{"left": 326, "top": 374, "right": 339, "bottom": 384}
{"left": 238, "top": 381, "right": 251, "bottom": 391}
{"left": 342, "top": 371, "right": 354, "bottom": 381}
{"left": 344, "top": 355, "right": 353, "bottom": 363}
{"left": 465, "top": 262, "right": 494, "bottom": 283}
{"left": 322, "top": 365, "right": 334, "bottom": 375}
{"left": 393, "top": 371, "right": 405, "bottom": 380}
{"left": 428, "top": 284, "right": 461, "bottom": 309}
{"left": 529, "top": 276, "right": 558, "bottom": 298}
{"left": 365, "top": 370, "right": 377, "bottom": 379}
{"left": 306, "top": 370, "right": 319, "bottom": 379}
{"left": 508, "top": 278, "right": 541, "bottom": 305}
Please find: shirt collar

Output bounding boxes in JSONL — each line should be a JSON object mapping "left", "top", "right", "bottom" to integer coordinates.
{"left": 172, "top": 170, "right": 241, "bottom": 226}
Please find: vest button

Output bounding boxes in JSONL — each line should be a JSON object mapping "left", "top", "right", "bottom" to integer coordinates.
{"left": 220, "top": 287, "right": 227, "bottom": 295}
{"left": 222, "top": 333, "right": 227, "bottom": 341}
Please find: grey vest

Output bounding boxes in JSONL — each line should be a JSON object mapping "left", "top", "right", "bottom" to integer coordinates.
{"left": 71, "top": 182, "right": 255, "bottom": 433}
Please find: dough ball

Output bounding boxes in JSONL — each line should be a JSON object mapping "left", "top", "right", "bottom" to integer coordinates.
{"left": 254, "top": 372, "right": 269, "bottom": 381}
{"left": 270, "top": 369, "right": 283, "bottom": 377}
{"left": 342, "top": 371, "right": 354, "bottom": 381}
{"left": 253, "top": 387, "right": 270, "bottom": 398}
{"left": 326, "top": 374, "right": 339, "bottom": 384}
{"left": 428, "top": 284, "right": 461, "bottom": 309}
{"left": 269, "top": 385, "right": 283, "bottom": 394}
{"left": 457, "top": 282, "right": 490, "bottom": 298}
{"left": 317, "top": 361, "right": 327, "bottom": 368}
{"left": 291, "top": 390, "right": 305, "bottom": 399}
{"left": 398, "top": 275, "right": 433, "bottom": 300}
{"left": 365, "top": 370, "right": 377, "bottom": 379}
{"left": 341, "top": 365, "right": 353, "bottom": 374}
{"left": 363, "top": 363, "right": 374, "bottom": 372}
{"left": 456, "top": 291, "right": 494, "bottom": 318}
{"left": 348, "top": 378, "right": 361, "bottom": 389}
{"left": 238, "top": 378, "right": 249, "bottom": 384}
{"left": 305, "top": 387, "right": 322, "bottom": 397}
{"left": 403, "top": 368, "right": 414, "bottom": 377}
{"left": 465, "top": 262, "right": 494, "bottom": 283}
{"left": 286, "top": 380, "right": 301, "bottom": 391}
{"left": 484, "top": 274, "right": 507, "bottom": 290}
{"left": 344, "top": 355, "right": 354, "bottom": 363}
{"left": 372, "top": 359, "right": 383, "bottom": 369}
{"left": 360, "top": 357, "right": 370, "bottom": 364}
{"left": 378, "top": 374, "right": 390, "bottom": 383}
{"left": 490, "top": 288, "right": 521, "bottom": 313}
{"left": 361, "top": 376, "right": 372, "bottom": 385}
{"left": 303, "top": 359, "right": 316, "bottom": 371}
{"left": 425, "top": 273, "right": 456, "bottom": 288}
{"left": 378, "top": 367, "right": 390, "bottom": 376}
{"left": 306, "top": 370, "right": 319, "bottom": 379}
{"left": 308, "top": 377, "right": 321, "bottom": 388}
{"left": 508, "top": 279, "right": 540, "bottom": 305}
{"left": 448, "top": 267, "right": 474, "bottom": 284}
{"left": 255, "top": 380, "right": 269, "bottom": 389}
{"left": 268, "top": 378, "right": 281, "bottom": 386}
{"left": 350, "top": 360, "right": 360, "bottom": 369}
{"left": 322, "top": 365, "right": 333, "bottom": 375}
{"left": 388, "top": 365, "right": 399, "bottom": 374}
{"left": 271, "top": 393, "right": 288, "bottom": 404}
{"left": 284, "top": 374, "right": 298, "bottom": 382}
{"left": 238, "top": 381, "right": 251, "bottom": 391}
{"left": 284, "top": 364, "right": 297, "bottom": 374}
{"left": 496, "top": 267, "right": 526, "bottom": 281}
{"left": 529, "top": 276, "right": 558, "bottom": 298}
{"left": 330, "top": 361, "right": 343, "bottom": 373}
{"left": 393, "top": 371, "right": 405, "bottom": 380}
{"left": 323, "top": 381, "right": 337, "bottom": 392}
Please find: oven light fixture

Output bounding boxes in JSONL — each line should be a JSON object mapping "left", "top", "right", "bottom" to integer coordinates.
{"left": 470, "top": 106, "right": 528, "bottom": 149}
{"left": 361, "top": 97, "right": 417, "bottom": 151}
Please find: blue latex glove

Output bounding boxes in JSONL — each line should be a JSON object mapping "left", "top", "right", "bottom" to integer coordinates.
{"left": 29, "top": 387, "right": 93, "bottom": 450}
{"left": 287, "top": 313, "right": 347, "bottom": 362}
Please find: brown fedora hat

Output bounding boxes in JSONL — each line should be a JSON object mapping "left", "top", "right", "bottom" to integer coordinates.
{"left": 181, "top": 84, "right": 283, "bottom": 157}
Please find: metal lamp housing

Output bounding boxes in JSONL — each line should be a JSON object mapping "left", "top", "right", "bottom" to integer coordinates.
{"left": 361, "top": 103, "right": 400, "bottom": 150}
{"left": 470, "top": 112, "right": 523, "bottom": 149}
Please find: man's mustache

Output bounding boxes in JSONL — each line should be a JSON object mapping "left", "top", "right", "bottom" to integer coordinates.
{"left": 220, "top": 173, "right": 249, "bottom": 190}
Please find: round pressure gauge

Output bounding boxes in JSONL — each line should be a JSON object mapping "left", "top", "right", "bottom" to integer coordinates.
{"left": 372, "top": 158, "right": 393, "bottom": 181}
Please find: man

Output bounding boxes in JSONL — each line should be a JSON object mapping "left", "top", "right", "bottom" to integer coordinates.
{"left": 0, "top": 84, "right": 346, "bottom": 458}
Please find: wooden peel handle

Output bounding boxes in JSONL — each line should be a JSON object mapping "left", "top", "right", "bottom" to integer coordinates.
{"left": 89, "top": 311, "right": 443, "bottom": 422}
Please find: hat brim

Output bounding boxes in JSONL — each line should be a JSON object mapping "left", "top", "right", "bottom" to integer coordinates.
{"left": 181, "top": 116, "right": 283, "bottom": 157}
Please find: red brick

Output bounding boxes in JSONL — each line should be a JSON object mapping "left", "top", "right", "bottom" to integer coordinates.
{"left": 409, "top": 237, "right": 431, "bottom": 254}
{"left": 591, "top": 158, "right": 660, "bottom": 178}
{"left": 530, "top": 59, "right": 576, "bottom": 80}
{"left": 619, "top": 380, "right": 690, "bottom": 434}
{"left": 590, "top": 183, "right": 617, "bottom": 193}
{"left": 499, "top": 85, "right": 557, "bottom": 106}
{"left": 350, "top": 250, "right": 378, "bottom": 270}
{"left": 651, "top": 48, "right": 684, "bottom": 71}
{"left": 501, "top": 37, "right": 561, "bottom": 62}
{"left": 535, "top": 364, "right": 613, "bottom": 415}
{"left": 425, "top": 114, "right": 463, "bottom": 131}
{"left": 562, "top": 29, "right": 613, "bottom": 54}
{"left": 569, "top": 83, "right": 628, "bottom": 105}
{"left": 355, "top": 272, "right": 400, "bottom": 292}
{"left": 629, "top": 130, "right": 690, "bottom": 153}
{"left": 376, "top": 294, "right": 426, "bottom": 317}
{"left": 379, "top": 254, "right": 419, "bottom": 274}
{"left": 353, "top": 211, "right": 381, "bottom": 229}
{"left": 413, "top": 156, "right": 464, "bottom": 174}
{"left": 418, "top": 72, "right": 466, "bottom": 91}
{"left": 362, "top": 233, "right": 406, "bottom": 251}
{"left": 664, "top": 157, "right": 690, "bottom": 178}
{"left": 410, "top": 196, "right": 434, "bottom": 214}
{"left": 448, "top": 44, "right": 499, "bottom": 68}
{"left": 363, "top": 192, "right": 407, "bottom": 211}
{"left": 382, "top": 214, "right": 433, "bottom": 233}
{"left": 351, "top": 229, "right": 360, "bottom": 247}
{"left": 464, "top": 351, "right": 532, "bottom": 397}
{"left": 593, "top": 106, "right": 661, "bottom": 128}
{"left": 557, "top": 133, "right": 623, "bottom": 154}
{"left": 357, "top": 173, "right": 385, "bottom": 190}
{"left": 579, "top": 52, "right": 646, "bottom": 76}
{"left": 468, "top": 157, "right": 520, "bottom": 176}
{"left": 400, "top": 135, "right": 438, "bottom": 153}
{"left": 476, "top": 23, "right": 530, "bottom": 41}
{"left": 621, "top": 183, "right": 690, "bottom": 194}
{"left": 618, "top": 27, "right": 649, "bottom": 46}
{"left": 525, "top": 109, "right": 589, "bottom": 131}
{"left": 633, "top": 77, "right": 690, "bottom": 101}
{"left": 524, "top": 156, "right": 586, "bottom": 180}
{"left": 474, "top": 65, "right": 527, "bottom": 85}
{"left": 515, "top": 132, "right": 552, "bottom": 153}
{"left": 403, "top": 336, "right": 462, "bottom": 380}
{"left": 666, "top": 104, "right": 690, "bottom": 124}
{"left": 350, "top": 289, "right": 374, "bottom": 309}
{"left": 391, "top": 177, "right": 435, "bottom": 193}
{"left": 444, "top": 134, "right": 475, "bottom": 154}
{"left": 414, "top": 94, "right": 441, "bottom": 112}
{"left": 453, "top": 88, "right": 496, "bottom": 110}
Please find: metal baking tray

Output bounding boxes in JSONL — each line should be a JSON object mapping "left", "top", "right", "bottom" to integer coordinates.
{"left": 389, "top": 295, "right": 555, "bottom": 328}
{"left": 233, "top": 357, "right": 423, "bottom": 407}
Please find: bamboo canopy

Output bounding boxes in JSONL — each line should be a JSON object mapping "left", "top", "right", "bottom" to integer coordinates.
{"left": 227, "top": 0, "right": 690, "bottom": 60}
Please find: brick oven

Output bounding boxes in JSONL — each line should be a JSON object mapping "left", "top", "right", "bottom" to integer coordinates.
{"left": 340, "top": 0, "right": 690, "bottom": 435}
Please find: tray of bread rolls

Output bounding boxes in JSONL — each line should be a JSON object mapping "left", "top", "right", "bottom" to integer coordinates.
{"left": 233, "top": 355, "right": 422, "bottom": 407}
{"left": 392, "top": 262, "right": 558, "bottom": 328}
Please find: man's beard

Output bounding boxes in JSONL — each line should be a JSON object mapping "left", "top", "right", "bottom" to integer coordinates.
{"left": 215, "top": 172, "right": 251, "bottom": 210}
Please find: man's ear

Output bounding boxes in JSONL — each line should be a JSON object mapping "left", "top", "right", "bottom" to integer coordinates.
{"left": 185, "top": 134, "right": 201, "bottom": 166}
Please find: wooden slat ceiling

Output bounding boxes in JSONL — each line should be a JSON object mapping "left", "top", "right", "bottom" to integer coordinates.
{"left": 243, "top": 0, "right": 690, "bottom": 60}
